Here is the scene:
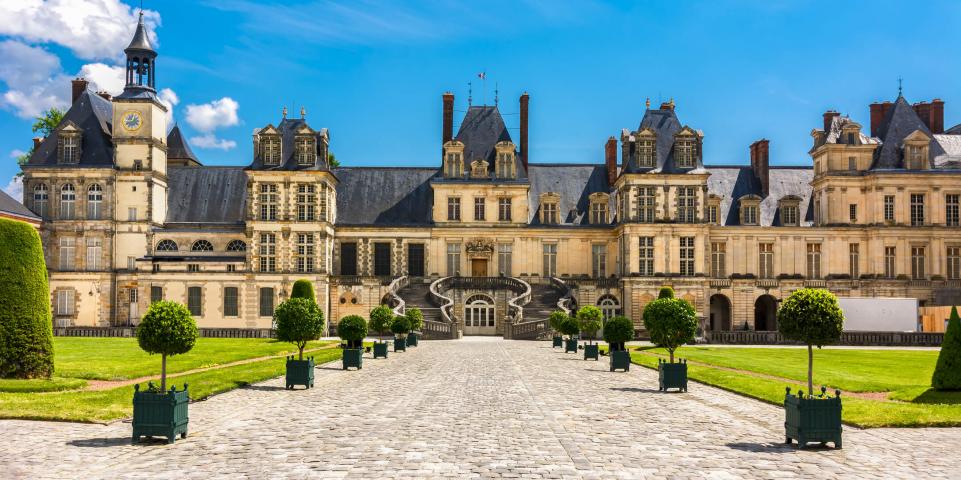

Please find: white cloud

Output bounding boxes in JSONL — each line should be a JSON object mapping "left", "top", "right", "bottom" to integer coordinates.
{"left": 158, "top": 88, "right": 179, "bottom": 126}
{"left": 0, "top": 40, "right": 67, "bottom": 117}
{"left": 185, "top": 97, "right": 240, "bottom": 132}
{"left": 9, "top": 149, "right": 26, "bottom": 158}
{"left": 78, "top": 62, "right": 125, "bottom": 94}
{"left": 189, "top": 133, "right": 237, "bottom": 150}
{"left": 3, "top": 176, "right": 23, "bottom": 202}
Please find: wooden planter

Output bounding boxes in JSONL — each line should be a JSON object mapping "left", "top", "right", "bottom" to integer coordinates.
{"left": 342, "top": 348, "right": 363, "bottom": 370}
{"left": 552, "top": 336, "right": 563, "bottom": 348}
{"left": 407, "top": 332, "right": 419, "bottom": 347}
{"left": 285, "top": 356, "right": 315, "bottom": 389}
{"left": 784, "top": 387, "right": 843, "bottom": 449}
{"left": 132, "top": 383, "right": 189, "bottom": 444}
{"left": 583, "top": 344, "right": 599, "bottom": 360}
{"left": 658, "top": 359, "right": 688, "bottom": 392}
{"left": 373, "top": 342, "right": 389, "bottom": 359}
{"left": 394, "top": 336, "right": 407, "bottom": 352}
{"left": 610, "top": 350, "right": 631, "bottom": 372}
{"left": 564, "top": 338, "right": 578, "bottom": 353}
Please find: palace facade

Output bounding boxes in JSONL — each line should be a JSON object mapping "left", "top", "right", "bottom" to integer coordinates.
{"left": 20, "top": 16, "right": 961, "bottom": 338}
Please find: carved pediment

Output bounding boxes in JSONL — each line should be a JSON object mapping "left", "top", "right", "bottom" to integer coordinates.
{"left": 466, "top": 239, "right": 495, "bottom": 257}
{"left": 470, "top": 159, "right": 489, "bottom": 178}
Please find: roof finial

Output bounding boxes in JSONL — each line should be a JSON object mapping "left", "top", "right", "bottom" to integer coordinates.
{"left": 897, "top": 76, "right": 903, "bottom": 97}
{"left": 468, "top": 81, "right": 473, "bottom": 107}
{"left": 300, "top": 106, "right": 306, "bottom": 119}
{"left": 669, "top": 97, "right": 675, "bottom": 108}
{"left": 494, "top": 82, "right": 499, "bottom": 106}
{"left": 282, "top": 106, "right": 287, "bottom": 119}
{"left": 645, "top": 97, "right": 650, "bottom": 109}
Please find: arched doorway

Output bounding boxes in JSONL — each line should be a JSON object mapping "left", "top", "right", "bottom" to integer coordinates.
{"left": 464, "top": 294, "right": 495, "bottom": 335}
{"left": 597, "top": 295, "right": 620, "bottom": 322}
{"left": 709, "top": 294, "right": 731, "bottom": 331}
{"left": 754, "top": 295, "right": 778, "bottom": 331}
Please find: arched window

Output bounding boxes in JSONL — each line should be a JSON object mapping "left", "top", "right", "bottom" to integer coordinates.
{"left": 191, "top": 240, "right": 214, "bottom": 252}
{"left": 597, "top": 295, "right": 620, "bottom": 321}
{"left": 226, "top": 240, "right": 247, "bottom": 252}
{"left": 87, "top": 184, "right": 103, "bottom": 220}
{"left": 33, "top": 184, "right": 48, "bottom": 218}
{"left": 60, "top": 184, "right": 76, "bottom": 220}
{"left": 156, "top": 240, "right": 178, "bottom": 252}
{"left": 464, "top": 294, "right": 495, "bottom": 329}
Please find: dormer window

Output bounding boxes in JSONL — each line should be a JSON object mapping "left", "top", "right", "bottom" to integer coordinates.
{"left": 443, "top": 141, "right": 465, "bottom": 179}
{"left": 494, "top": 141, "right": 516, "bottom": 179}
{"left": 637, "top": 130, "right": 656, "bottom": 167}
{"left": 903, "top": 130, "right": 931, "bottom": 170}
{"left": 58, "top": 132, "right": 81, "bottom": 164}
{"left": 740, "top": 195, "right": 761, "bottom": 225}
{"left": 675, "top": 137, "right": 695, "bottom": 168}
{"left": 543, "top": 203, "right": 558, "bottom": 224}
{"left": 470, "top": 159, "right": 489, "bottom": 179}
{"left": 262, "top": 135, "right": 281, "bottom": 165}
{"left": 539, "top": 192, "right": 561, "bottom": 224}
{"left": 907, "top": 145, "right": 924, "bottom": 170}
{"left": 706, "top": 195, "right": 721, "bottom": 225}
{"left": 296, "top": 136, "right": 316, "bottom": 165}
{"left": 589, "top": 193, "right": 609, "bottom": 224}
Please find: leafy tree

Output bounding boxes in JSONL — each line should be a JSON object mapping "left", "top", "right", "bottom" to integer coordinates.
{"left": 406, "top": 307, "right": 424, "bottom": 332}
{"left": 932, "top": 306, "right": 961, "bottom": 391}
{"left": 328, "top": 152, "right": 340, "bottom": 167}
{"left": 0, "top": 218, "right": 53, "bottom": 378}
{"left": 777, "top": 288, "right": 844, "bottom": 396}
{"left": 658, "top": 286, "right": 675, "bottom": 299}
{"left": 391, "top": 315, "right": 411, "bottom": 336}
{"left": 603, "top": 316, "right": 634, "bottom": 351}
{"left": 369, "top": 305, "right": 394, "bottom": 343}
{"left": 558, "top": 316, "right": 580, "bottom": 339}
{"left": 643, "top": 297, "right": 697, "bottom": 363}
{"left": 576, "top": 306, "right": 603, "bottom": 344}
{"left": 549, "top": 310, "right": 569, "bottom": 334}
{"left": 136, "top": 301, "right": 198, "bottom": 391}
{"left": 290, "top": 279, "right": 315, "bottom": 303}
{"left": 337, "top": 315, "right": 368, "bottom": 349}
{"left": 274, "top": 298, "right": 324, "bottom": 360}
{"left": 16, "top": 108, "right": 66, "bottom": 168}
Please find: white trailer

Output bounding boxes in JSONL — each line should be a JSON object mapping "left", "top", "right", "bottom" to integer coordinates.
{"left": 837, "top": 297, "right": 918, "bottom": 332}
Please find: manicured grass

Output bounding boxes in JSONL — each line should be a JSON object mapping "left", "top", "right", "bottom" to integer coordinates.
{"left": 0, "top": 377, "right": 87, "bottom": 393}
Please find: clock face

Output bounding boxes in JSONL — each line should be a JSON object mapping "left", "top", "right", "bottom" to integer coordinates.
{"left": 121, "top": 111, "right": 143, "bottom": 132}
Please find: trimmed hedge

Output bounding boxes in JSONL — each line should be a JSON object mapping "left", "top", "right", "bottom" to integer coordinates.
{"left": 777, "top": 288, "right": 844, "bottom": 396}
{"left": 406, "top": 307, "right": 424, "bottom": 332}
{"left": 642, "top": 297, "right": 696, "bottom": 363}
{"left": 136, "top": 301, "right": 198, "bottom": 391}
{"left": 0, "top": 218, "right": 53, "bottom": 378}
{"left": 603, "top": 316, "right": 634, "bottom": 351}
{"left": 274, "top": 298, "right": 324, "bottom": 360}
{"left": 338, "top": 315, "right": 368, "bottom": 348}
{"left": 658, "top": 286, "right": 675, "bottom": 299}
{"left": 558, "top": 316, "right": 580, "bottom": 338}
{"left": 932, "top": 306, "right": 961, "bottom": 391}
{"left": 576, "top": 306, "right": 603, "bottom": 343}
{"left": 290, "top": 279, "right": 316, "bottom": 303}
{"left": 549, "top": 311, "right": 568, "bottom": 333}
{"left": 391, "top": 315, "right": 411, "bottom": 335}
{"left": 370, "top": 305, "right": 394, "bottom": 340}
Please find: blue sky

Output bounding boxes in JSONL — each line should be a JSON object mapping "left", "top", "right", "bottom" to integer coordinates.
{"left": 1, "top": 0, "right": 960, "bottom": 198}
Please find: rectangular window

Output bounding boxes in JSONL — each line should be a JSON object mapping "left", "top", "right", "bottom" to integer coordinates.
{"left": 59, "top": 237, "right": 75, "bottom": 271}
{"left": 187, "top": 286, "right": 202, "bottom": 316}
{"left": 947, "top": 194, "right": 959, "bottom": 227}
{"left": 56, "top": 290, "right": 75, "bottom": 316}
{"left": 339, "top": 242, "right": 357, "bottom": 275}
{"left": 679, "top": 237, "right": 695, "bottom": 276}
{"left": 677, "top": 187, "right": 696, "bottom": 223}
{"left": 542, "top": 202, "right": 558, "bottom": 224}
{"left": 320, "top": 183, "right": 330, "bottom": 222}
{"left": 85, "top": 238, "right": 101, "bottom": 270}
{"left": 127, "top": 256, "right": 136, "bottom": 270}
{"left": 446, "top": 243, "right": 461, "bottom": 276}
{"left": 947, "top": 247, "right": 961, "bottom": 280}
{"left": 759, "top": 243, "right": 774, "bottom": 278}
{"left": 187, "top": 264, "right": 199, "bottom": 272}
{"left": 592, "top": 244, "right": 607, "bottom": 278}
{"left": 373, "top": 242, "right": 391, "bottom": 276}
{"left": 849, "top": 243, "right": 859, "bottom": 278}
{"left": 227, "top": 264, "right": 236, "bottom": 273}
{"left": 296, "top": 137, "right": 315, "bottom": 165}
{"left": 474, "top": 197, "right": 485, "bottom": 221}
{"left": 60, "top": 135, "right": 79, "bottom": 164}
{"left": 259, "top": 287, "right": 274, "bottom": 317}
{"left": 127, "top": 207, "right": 137, "bottom": 222}
{"left": 296, "top": 233, "right": 315, "bottom": 273}
{"left": 883, "top": 195, "right": 895, "bottom": 222}
{"left": 911, "top": 193, "right": 925, "bottom": 226}
{"left": 499, "top": 198, "right": 512, "bottom": 221}
{"left": 497, "top": 244, "right": 512, "bottom": 277}
{"left": 911, "top": 246, "right": 926, "bottom": 280}
{"left": 262, "top": 137, "right": 281, "bottom": 165}
{"left": 447, "top": 197, "right": 461, "bottom": 221}
{"left": 781, "top": 205, "right": 798, "bottom": 226}
{"left": 87, "top": 187, "right": 102, "bottom": 219}
{"left": 908, "top": 145, "right": 924, "bottom": 169}
{"left": 711, "top": 242, "right": 726, "bottom": 278}
{"left": 806, "top": 243, "right": 821, "bottom": 279}
{"left": 638, "top": 237, "right": 654, "bottom": 276}
{"left": 259, "top": 233, "right": 276, "bottom": 272}
{"left": 296, "top": 184, "right": 316, "bottom": 221}
{"left": 848, "top": 156, "right": 857, "bottom": 170}
{"left": 150, "top": 286, "right": 163, "bottom": 303}
{"left": 635, "top": 187, "right": 656, "bottom": 223}
{"left": 224, "top": 287, "right": 239, "bottom": 317}
{"left": 407, "top": 244, "right": 425, "bottom": 277}
{"left": 675, "top": 139, "right": 695, "bottom": 168}
{"left": 542, "top": 243, "right": 557, "bottom": 277}
{"left": 849, "top": 204, "right": 857, "bottom": 223}
{"left": 742, "top": 204, "right": 758, "bottom": 225}
{"left": 259, "top": 184, "right": 279, "bottom": 221}
{"left": 590, "top": 201, "right": 607, "bottom": 224}
{"left": 638, "top": 140, "right": 655, "bottom": 167}
{"left": 707, "top": 204, "right": 718, "bottom": 224}
{"left": 884, "top": 246, "right": 896, "bottom": 278}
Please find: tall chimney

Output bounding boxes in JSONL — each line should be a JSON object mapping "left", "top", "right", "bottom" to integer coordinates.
{"left": 71, "top": 77, "right": 89, "bottom": 104}
{"left": 931, "top": 99, "right": 945, "bottom": 134}
{"left": 913, "top": 102, "right": 932, "bottom": 131}
{"left": 750, "top": 139, "right": 770, "bottom": 197}
{"left": 519, "top": 92, "right": 529, "bottom": 170}
{"left": 33, "top": 137, "right": 42, "bottom": 149}
{"left": 96, "top": 91, "right": 112, "bottom": 101}
{"left": 822, "top": 110, "right": 839, "bottom": 132}
{"left": 605, "top": 137, "right": 617, "bottom": 186}
{"left": 870, "top": 102, "right": 884, "bottom": 137}
{"left": 442, "top": 92, "right": 454, "bottom": 160}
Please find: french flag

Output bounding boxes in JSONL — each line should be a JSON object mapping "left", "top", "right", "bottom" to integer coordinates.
{"left": 477, "top": 72, "right": 486, "bottom": 80}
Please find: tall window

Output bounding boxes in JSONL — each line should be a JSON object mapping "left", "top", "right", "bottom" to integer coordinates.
{"left": 150, "top": 286, "right": 163, "bottom": 303}
{"left": 259, "top": 184, "right": 279, "bottom": 221}
{"left": 781, "top": 205, "right": 798, "bottom": 226}
{"left": 446, "top": 243, "right": 461, "bottom": 276}
{"left": 883, "top": 195, "right": 895, "bottom": 222}
{"left": 259, "top": 287, "right": 275, "bottom": 316}
{"left": 679, "top": 237, "right": 695, "bottom": 276}
{"left": 339, "top": 242, "right": 357, "bottom": 275}
{"left": 849, "top": 243, "right": 859, "bottom": 278}
{"left": 496, "top": 152, "right": 514, "bottom": 178}
{"left": 677, "top": 187, "right": 697, "bottom": 223}
{"left": 56, "top": 290, "right": 75, "bottom": 316}
{"left": 86, "top": 238, "right": 102, "bottom": 270}
{"left": 884, "top": 246, "right": 896, "bottom": 278}
{"left": 947, "top": 194, "right": 959, "bottom": 227}
{"left": 87, "top": 184, "right": 103, "bottom": 219}
{"left": 758, "top": 243, "right": 774, "bottom": 278}
{"left": 262, "top": 136, "right": 281, "bottom": 165}
{"left": 444, "top": 152, "right": 463, "bottom": 177}
{"left": 675, "top": 138, "right": 695, "bottom": 168}
{"left": 59, "top": 134, "right": 80, "bottom": 164}
{"left": 295, "top": 136, "right": 315, "bottom": 165}
{"left": 320, "top": 183, "right": 330, "bottom": 222}
{"left": 447, "top": 197, "right": 461, "bottom": 221}
{"left": 849, "top": 204, "right": 857, "bottom": 223}
{"left": 128, "top": 207, "right": 137, "bottom": 221}
{"left": 474, "top": 197, "right": 485, "bottom": 221}
{"left": 907, "top": 145, "right": 924, "bottom": 169}
{"left": 592, "top": 244, "right": 607, "bottom": 278}
{"left": 542, "top": 202, "right": 558, "bottom": 224}
{"left": 636, "top": 187, "right": 656, "bottom": 223}
{"left": 638, "top": 139, "right": 655, "bottom": 167}
{"left": 296, "top": 184, "right": 316, "bottom": 221}
{"left": 590, "top": 201, "right": 607, "bottom": 224}
{"left": 259, "top": 233, "right": 276, "bottom": 272}
{"left": 60, "top": 184, "right": 76, "bottom": 220}
{"left": 59, "top": 237, "right": 75, "bottom": 271}
{"left": 948, "top": 247, "right": 961, "bottom": 280}
{"left": 542, "top": 243, "right": 557, "bottom": 277}
{"left": 742, "top": 203, "right": 758, "bottom": 225}
{"left": 806, "top": 243, "right": 821, "bottom": 279}
{"left": 639, "top": 237, "right": 654, "bottom": 276}
{"left": 187, "top": 286, "right": 202, "bottom": 316}
{"left": 497, "top": 244, "right": 512, "bottom": 276}
{"left": 33, "top": 184, "right": 48, "bottom": 218}
{"left": 911, "top": 246, "right": 926, "bottom": 280}
{"left": 296, "top": 233, "right": 315, "bottom": 273}
{"left": 848, "top": 156, "right": 857, "bottom": 170}
{"left": 224, "top": 287, "right": 239, "bottom": 316}
{"left": 711, "top": 242, "right": 726, "bottom": 277}
{"left": 707, "top": 204, "right": 718, "bottom": 224}
{"left": 499, "top": 198, "right": 512, "bottom": 222}
{"left": 373, "top": 242, "right": 391, "bottom": 276}
{"left": 910, "top": 193, "right": 925, "bottom": 226}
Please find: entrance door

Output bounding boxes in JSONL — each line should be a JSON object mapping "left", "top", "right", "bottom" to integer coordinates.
{"left": 464, "top": 294, "right": 496, "bottom": 335}
{"left": 407, "top": 244, "right": 424, "bottom": 277}
{"left": 471, "top": 258, "right": 488, "bottom": 277}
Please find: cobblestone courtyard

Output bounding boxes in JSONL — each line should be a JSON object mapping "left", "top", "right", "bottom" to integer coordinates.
{"left": 3, "top": 337, "right": 960, "bottom": 479}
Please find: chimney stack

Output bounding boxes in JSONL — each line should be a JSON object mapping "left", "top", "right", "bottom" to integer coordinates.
{"left": 442, "top": 92, "right": 454, "bottom": 160}
{"left": 71, "top": 77, "right": 89, "bottom": 104}
{"left": 913, "top": 99, "right": 945, "bottom": 134}
{"left": 96, "top": 91, "right": 112, "bottom": 101}
{"left": 822, "top": 110, "right": 840, "bottom": 132}
{"left": 869, "top": 102, "right": 884, "bottom": 137}
{"left": 605, "top": 137, "right": 617, "bottom": 186}
{"left": 750, "top": 139, "right": 770, "bottom": 197}
{"left": 519, "top": 92, "right": 529, "bottom": 170}
{"left": 33, "top": 137, "right": 42, "bottom": 149}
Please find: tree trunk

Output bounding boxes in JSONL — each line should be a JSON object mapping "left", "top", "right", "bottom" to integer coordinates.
{"left": 669, "top": 349, "right": 675, "bottom": 364}
{"left": 807, "top": 344, "right": 814, "bottom": 398}
{"left": 299, "top": 344, "right": 304, "bottom": 360}
{"left": 161, "top": 354, "right": 167, "bottom": 392}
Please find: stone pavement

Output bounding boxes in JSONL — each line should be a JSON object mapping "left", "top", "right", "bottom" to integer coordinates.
{"left": 2, "top": 337, "right": 959, "bottom": 479}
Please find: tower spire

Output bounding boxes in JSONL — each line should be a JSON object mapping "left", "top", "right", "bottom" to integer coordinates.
{"left": 898, "top": 76, "right": 903, "bottom": 98}
{"left": 122, "top": 10, "right": 157, "bottom": 95}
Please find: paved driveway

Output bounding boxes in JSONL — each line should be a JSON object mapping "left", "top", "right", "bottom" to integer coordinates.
{"left": 3, "top": 337, "right": 959, "bottom": 479}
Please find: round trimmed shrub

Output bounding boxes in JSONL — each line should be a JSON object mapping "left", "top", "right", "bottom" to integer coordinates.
{"left": 777, "top": 288, "right": 844, "bottom": 396}
{"left": 369, "top": 305, "right": 394, "bottom": 341}
{"left": 558, "top": 316, "right": 580, "bottom": 339}
{"left": 290, "top": 279, "right": 316, "bottom": 303}
{"left": 337, "top": 315, "right": 368, "bottom": 349}
{"left": 549, "top": 310, "right": 568, "bottom": 334}
{"left": 658, "top": 286, "right": 675, "bottom": 299}
{"left": 274, "top": 297, "right": 324, "bottom": 360}
{"left": 391, "top": 315, "right": 411, "bottom": 336}
{"left": 643, "top": 297, "right": 697, "bottom": 363}
{"left": 576, "top": 306, "right": 603, "bottom": 343}
{"left": 136, "top": 301, "right": 198, "bottom": 391}
{"left": 603, "top": 316, "right": 634, "bottom": 351}
{"left": 406, "top": 307, "right": 424, "bottom": 332}
{"left": 932, "top": 306, "right": 961, "bottom": 391}
{"left": 0, "top": 218, "right": 53, "bottom": 379}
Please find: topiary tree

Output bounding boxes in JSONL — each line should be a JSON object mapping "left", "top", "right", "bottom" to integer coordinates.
{"left": 643, "top": 297, "right": 697, "bottom": 363}
{"left": 136, "top": 301, "right": 198, "bottom": 391}
{"left": 658, "top": 286, "right": 675, "bottom": 299}
{"left": 337, "top": 315, "right": 368, "bottom": 349}
{"left": 391, "top": 315, "right": 411, "bottom": 337}
{"left": 932, "top": 306, "right": 961, "bottom": 391}
{"left": 0, "top": 218, "right": 53, "bottom": 379}
{"left": 290, "top": 279, "right": 316, "bottom": 303}
{"left": 549, "top": 310, "right": 568, "bottom": 335}
{"left": 576, "top": 306, "right": 603, "bottom": 344}
{"left": 603, "top": 316, "right": 634, "bottom": 351}
{"left": 274, "top": 297, "right": 324, "bottom": 361}
{"left": 406, "top": 307, "right": 424, "bottom": 333}
{"left": 777, "top": 288, "right": 844, "bottom": 396}
{"left": 558, "top": 315, "right": 580, "bottom": 339}
{"left": 369, "top": 305, "right": 394, "bottom": 343}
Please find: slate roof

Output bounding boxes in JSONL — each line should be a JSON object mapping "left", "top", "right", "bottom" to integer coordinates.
{"left": 125, "top": 12, "right": 154, "bottom": 53}
{"left": 333, "top": 167, "right": 436, "bottom": 226}
{"left": 25, "top": 89, "right": 114, "bottom": 168}
{"left": 947, "top": 123, "right": 961, "bottom": 135}
{"left": 165, "top": 167, "right": 247, "bottom": 224}
{"left": 0, "top": 189, "right": 40, "bottom": 222}
{"left": 872, "top": 96, "right": 947, "bottom": 169}
{"left": 249, "top": 118, "right": 330, "bottom": 171}
{"left": 445, "top": 106, "right": 526, "bottom": 179}
{"left": 622, "top": 107, "right": 706, "bottom": 174}
{"left": 166, "top": 124, "right": 200, "bottom": 165}
{"left": 706, "top": 166, "right": 814, "bottom": 227}
{"left": 527, "top": 164, "right": 612, "bottom": 225}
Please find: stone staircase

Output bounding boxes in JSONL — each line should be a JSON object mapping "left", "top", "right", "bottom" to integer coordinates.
{"left": 395, "top": 280, "right": 446, "bottom": 335}
{"left": 523, "top": 283, "right": 564, "bottom": 321}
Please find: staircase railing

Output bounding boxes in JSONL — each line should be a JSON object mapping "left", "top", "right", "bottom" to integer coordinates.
{"left": 386, "top": 275, "right": 409, "bottom": 316}
{"left": 430, "top": 275, "right": 458, "bottom": 322}
{"left": 550, "top": 276, "right": 574, "bottom": 315}
{"left": 506, "top": 276, "right": 532, "bottom": 324}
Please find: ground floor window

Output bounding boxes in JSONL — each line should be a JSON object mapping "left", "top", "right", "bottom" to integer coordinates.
{"left": 188, "top": 286, "right": 203, "bottom": 316}
{"left": 224, "top": 287, "right": 239, "bottom": 317}
{"left": 679, "top": 237, "right": 695, "bottom": 276}
{"left": 598, "top": 295, "right": 619, "bottom": 321}
{"left": 543, "top": 243, "right": 557, "bottom": 277}
{"left": 464, "top": 295, "right": 494, "bottom": 328}
{"left": 259, "top": 287, "right": 274, "bottom": 317}
{"left": 497, "top": 244, "right": 512, "bottom": 277}
{"left": 150, "top": 286, "right": 163, "bottom": 303}
{"left": 56, "top": 290, "right": 75, "bottom": 316}
{"left": 948, "top": 247, "right": 961, "bottom": 280}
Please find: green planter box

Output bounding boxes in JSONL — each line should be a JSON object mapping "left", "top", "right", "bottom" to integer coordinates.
{"left": 658, "top": 359, "right": 688, "bottom": 392}
{"left": 373, "top": 342, "right": 389, "bottom": 359}
{"left": 610, "top": 350, "right": 631, "bottom": 372}
{"left": 394, "top": 336, "right": 407, "bottom": 352}
{"left": 583, "top": 344, "right": 599, "bottom": 360}
{"left": 407, "top": 332, "right": 418, "bottom": 347}
{"left": 784, "top": 387, "right": 843, "bottom": 449}
{"left": 285, "top": 356, "right": 315, "bottom": 389}
{"left": 132, "top": 383, "right": 189, "bottom": 444}
{"left": 342, "top": 348, "right": 363, "bottom": 370}
{"left": 552, "top": 336, "right": 563, "bottom": 348}
{"left": 564, "top": 339, "right": 578, "bottom": 353}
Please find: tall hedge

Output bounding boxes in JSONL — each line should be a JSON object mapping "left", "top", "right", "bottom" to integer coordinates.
{"left": 290, "top": 279, "right": 316, "bottom": 303}
{"left": 932, "top": 306, "right": 961, "bottom": 391}
{"left": 0, "top": 219, "right": 53, "bottom": 379}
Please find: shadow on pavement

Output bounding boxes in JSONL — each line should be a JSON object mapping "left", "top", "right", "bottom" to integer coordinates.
{"left": 609, "top": 387, "right": 661, "bottom": 394}
{"left": 68, "top": 437, "right": 143, "bottom": 448}
{"left": 243, "top": 385, "right": 287, "bottom": 392}
{"left": 725, "top": 442, "right": 810, "bottom": 454}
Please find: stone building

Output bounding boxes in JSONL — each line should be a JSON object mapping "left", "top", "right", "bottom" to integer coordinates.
{"left": 20, "top": 16, "right": 961, "bottom": 337}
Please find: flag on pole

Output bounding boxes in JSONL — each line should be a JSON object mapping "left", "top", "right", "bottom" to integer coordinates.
{"left": 477, "top": 72, "right": 486, "bottom": 80}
